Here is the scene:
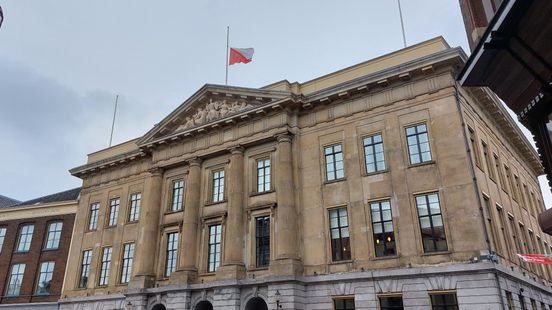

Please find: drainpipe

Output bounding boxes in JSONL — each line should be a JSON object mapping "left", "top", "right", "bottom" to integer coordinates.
{"left": 453, "top": 84, "right": 506, "bottom": 310}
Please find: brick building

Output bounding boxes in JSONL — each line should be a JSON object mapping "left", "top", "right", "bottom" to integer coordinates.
{"left": 0, "top": 188, "right": 79, "bottom": 309}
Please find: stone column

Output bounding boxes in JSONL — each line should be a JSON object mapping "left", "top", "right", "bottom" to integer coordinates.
{"left": 171, "top": 158, "right": 202, "bottom": 284}
{"left": 129, "top": 168, "right": 163, "bottom": 289}
{"left": 217, "top": 146, "right": 246, "bottom": 280}
{"left": 270, "top": 133, "right": 303, "bottom": 275}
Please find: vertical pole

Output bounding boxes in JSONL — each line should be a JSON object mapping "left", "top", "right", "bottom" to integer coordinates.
{"left": 109, "top": 94, "right": 119, "bottom": 147}
{"left": 397, "top": 0, "right": 407, "bottom": 48}
{"left": 225, "top": 26, "right": 229, "bottom": 85}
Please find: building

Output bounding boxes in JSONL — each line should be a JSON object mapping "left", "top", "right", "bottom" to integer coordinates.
{"left": 61, "top": 37, "right": 552, "bottom": 310}
{"left": 458, "top": 0, "right": 552, "bottom": 235}
{"left": 0, "top": 188, "right": 79, "bottom": 309}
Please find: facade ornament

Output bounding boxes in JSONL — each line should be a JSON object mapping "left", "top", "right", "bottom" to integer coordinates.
{"left": 176, "top": 98, "right": 256, "bottom": 132}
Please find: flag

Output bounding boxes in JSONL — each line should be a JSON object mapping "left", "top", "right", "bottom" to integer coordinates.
{"left": 0, "top": 6, "right": 4, "bottom": 29}
{"left": 229, "top": 48, "right": 254, "bottom": 65}
{"left": 517, "top": 253, "right": 552, "bottom": 265}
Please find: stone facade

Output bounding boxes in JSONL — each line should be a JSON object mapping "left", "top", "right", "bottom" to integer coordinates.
{"left": 61, "top": 38, "right": 552, "bottom": 310}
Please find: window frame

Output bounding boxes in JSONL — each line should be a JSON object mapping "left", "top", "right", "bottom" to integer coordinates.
{"left": 333, "top": 296, "right": 355, "bottom": 310}
{"left": 207, "top": 223, "right": 222, "bottom": 273}
{"left": 256, "top": 158, "right": 272, "bottom": 193}
{"left": 378, "top": 294, "right": 404, "bottom": 310}
{"left": 170, "top": 179, "right": 185, "bottom": 212}
{"left": 255, "top": 215, "right": 270, "bottom": 268}
{"left": 0, "top": 226, "right": 6, "bottom": 253}
{"left": 106, "top": 197, "right": 120, "bottom": 227}
{"left": 429, "top": 291, "right": 459, "bottom": 310}
{"left": 324, "top": 143, "right": 345, "bottom": 182}
{"left": 6, "top": 263, "right": 26, "bottom": 296}
{"left": 165, "top": 231, "right": 179, "bottom": 277}
{"left": 481, "top": 140, "right": 495, "bottom": 180}
{"left": 363, "top": 133, "right": 386, "bottom": 174}
{"left": 35, "top": 261, "right": 55, "bottom": 295}
{"left": 120, "top": 242, "right": 135, "bottom": 284}
{"left": 16, "top": 224, "right": 34, "bottom": 252}
{"left": 211, "top": 169, "right": 226, "bottom": 203}
{"left": 88, "top": 202, "right": 100, "bottom": 231}
{"left": 405, "top": 122, "right": 432, "bottom": 165}
{"left": 44, "top": 221, "right": 63, "bottom": 250}
{"left": 78, "top": 249, "right": 92, "bottom": 289}
{"left": 97, "top": 246, "right": 112, "bottom": 287}
{"left": 127, "top": 192, "right": 141, "bottom": 222}
{"left": 369, "top": 199, "right": 396, "bottom": 257}
{"left": 415, "top": 192, "right": 448, "bottom": 253}
{"left": 467, "top": 126, "right": 482, "bottom": 167}
{"left": 328, "top": 207, "right": 352, "bottom": 261}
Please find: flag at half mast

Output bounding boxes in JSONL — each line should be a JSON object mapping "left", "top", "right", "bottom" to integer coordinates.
{"left": 229, "top": 48, "right": 254, "bottom": 65}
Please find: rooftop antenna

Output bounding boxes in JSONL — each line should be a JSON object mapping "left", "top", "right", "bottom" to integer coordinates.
{"left": 397, "top": 0, "right": 407, "bottom": 48}
{"left": 109, "top": 94, "right": 119, "bottom": 147}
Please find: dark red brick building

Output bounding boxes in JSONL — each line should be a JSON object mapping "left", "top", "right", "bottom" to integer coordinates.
{"left": 0, "top": 188, "right": 79, "bottom": 309}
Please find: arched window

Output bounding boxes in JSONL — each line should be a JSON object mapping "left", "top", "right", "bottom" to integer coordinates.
{"left": 195, "top": 300, "right": 213, "bottom": 310}
{"left": 151, "top": 304, "right": 167, "bottom": 310}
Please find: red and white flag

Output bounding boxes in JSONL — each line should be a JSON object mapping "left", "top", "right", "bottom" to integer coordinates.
{"left": 229, "top": 47, "right": 254, "bottom": 65}
{"left": 517, "top": 253, "right": 552, "bottom": 265}
{"left": 0, "top": 6, "right": 4, "bottom": 29}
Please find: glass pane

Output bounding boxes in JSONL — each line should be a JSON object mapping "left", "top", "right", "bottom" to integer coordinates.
{"left": 373, "top": 223, "right": 382, "bottom": 234}
{"left": 417, "top": 124, "right": 426, "bottom": 132}
{"left": 420, "top": 217, "right": 431, "bottom": 229}
{"left": 334, "top": 145, "right": 341, "bottom": 152}
{"left": 407, "top": 136, "right": 417, "bottom": 145}
{"left": 384, "top": 222, "right": 393, "bottom": 233}
{"left": 406, "top": 127, "right": 415, "bottom": 135}
{"left": 373, "top": 134, "right": 382, "bottom": 143}
{"left": 382, "top": 209, "right": 392, "bottom": 221}
{"left": 341, "top": 227, "right": 349, "bottom": 238}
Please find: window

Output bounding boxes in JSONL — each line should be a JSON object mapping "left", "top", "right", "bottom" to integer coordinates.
{"left": 505, "top": 291, "right": 514, "bottom": 310}
{"left": 212, "top": 170, "right": 225, "bottom": 202}
{"left": 78, "top": 250, "right": 92, "bottom": 288}
{"left": 165, "top": 232, "right": 178, "bottom": 277}
{"left": 0, "top": 227, "right": 6, "bottom": 252}
{"left": 379, "top": 295, "right": 404, "bottom": 310}
{"left": 6, "top": 264, "right": 25, "bottom": 296}
{"left": 370, "top": 200, "right": 396, "bottom": 257}
{"left": 334, "top": 298, "right": 355, "bottom": 310}
{"left": 496, "top": 206, "right": 512, "bottom": 257}
{"left": 255, "top": 216, "right": 270, "bottom": 267}
{"left": 508, "top": 215, "right": 522, "bottom": 254}
{"left": 17, "top": 224, "right": 34, "bottom": 252}
{"left": 483, "top": 196, "right": 502, "bottom": 255}
{"left": 329, "top": 208, "right": 351, "bottom": 261}
{"left": 468, "top": 127, "right": 481, "bottom": 166}
{"left": 107, "top": 198, "right": 120, "bottom": 227}
{"left": 406, "top": 123, "right": 432, "bottom": 165}
{"left": 324, "top": 144, "right": 345, "bottom": 181}
{"left": 415, "top": 193, "right": 447, "bottom": 252}
{"left": 518, "top": 223, "right": 529, "bottom": 253}
{"left": 482, "top": 141, "right": 495, "bottom": 179}
{"left": 363, "top": 133, "right": 385, "bottom": 173}
{"left": 171, "top": 180, "right": 184, "bottom": 211}
{"left": 430, "top": 292, "right": 458, "bottom": 310}
{"left": 98, "top": 247, "right": 112, "bottom": 286}
{"left": 128, "top": 193, "right": 141, "bottom": 222}
{"left": 514, "top": 175, "right": 522, "bottom": 203}
{"left": 256, "top": 159, "right": 271, "bottom": 193}
{"left": 208, "top": 224, "right": 222, "bottom": 272}
{"left": 494, "top": 153, "right": 504, "bottom": 187}
{"left": 36, "top": 261, "right": 55, "bottom": 295}
{"left": 505, "top": 165, "right": 515, "bottom": 198}
{"left": 120, "top": 243, "right": 134, "bottom": 283}
{"left": 532, "top": 299, "right": 538, "bottom": 310}
{"left": 89, "top": 203, "right": 100, "bottom": 230}
{"left": 44, "top": 222, "right": 63, "bottom": 250}
{"left": 519, "top": 294, "right": 527, "bottom": 310}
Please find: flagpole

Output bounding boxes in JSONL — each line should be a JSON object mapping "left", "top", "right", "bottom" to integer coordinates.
{"left": 109, "top": 94, "right": 119, "bottom": 147}
{"left": 225, "top": 26, "right": 229, "bottom": 85}
{"left": 397, "top": 0, "right": 407, "bottom": 48}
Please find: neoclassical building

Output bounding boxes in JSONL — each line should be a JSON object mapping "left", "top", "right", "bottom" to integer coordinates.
{"left": 61, "top": 37, "right": 552, "bottom": 310}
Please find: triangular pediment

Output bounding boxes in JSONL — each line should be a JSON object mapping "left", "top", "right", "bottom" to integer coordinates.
{"left": 138, "top": 84, "right": 290, "bottom": 146}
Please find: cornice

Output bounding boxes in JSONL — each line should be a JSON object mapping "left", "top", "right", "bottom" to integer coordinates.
{"left": 70, "top": 148, "right": 148, "bottom": 178}
{"left": 0, "top": 201, "right": 77, "bottom": 221}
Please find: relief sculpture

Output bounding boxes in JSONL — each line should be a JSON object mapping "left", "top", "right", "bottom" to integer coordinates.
{"left": 176, "top": 99, "right": 255, "bottom": 131}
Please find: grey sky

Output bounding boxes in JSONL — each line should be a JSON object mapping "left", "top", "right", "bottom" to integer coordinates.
{"left": 0, "top": 0, "right": 550, "bottom": 205}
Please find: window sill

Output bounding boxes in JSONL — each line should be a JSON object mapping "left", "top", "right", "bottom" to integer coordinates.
{"left": 14, "top": 250, "right": 30, "bottom": 254}
{"left": 125, "top": 220, "right": 139, "bottom": 225}
{"left": 105, "top": 225, "right": 117, "bottom": 229}
{"left": 330, "top": 259, "right": 353, "bottom": 265}
{"left": 370, "top": 255, "right": 399, "bottom": 261}
{"left": 85, "top": 229, "right": 98, "bottom": 233}
{"left": 421, "top": 250, "right": 450, "bottom": 256}
{"left": 205, "top": 200, "right": 227, "bottom": 207}
{"left": 198, "top": 271, "right": 217, "bottom": 277}
{"left": 248, "top": 266, "right": 269, "bottom": 271}
{"left": 164, "top": 209, "right": 184, "bottom": 215}
{"left": 42, "top": 248, "right": 59, "bottom": 252}
{"left": 363, "top": 170, "right": 389, "bottom": 177}
{"left": 324, "top": 178, "right": 347, "bottom": 185}
{"left": 407, "top": 160, "right": 435, "bottom": 168}
{"left": 249, "top": 190, "right": 275, "bottom": 197}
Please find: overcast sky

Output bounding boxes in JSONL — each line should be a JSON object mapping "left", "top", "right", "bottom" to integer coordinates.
{"left": 0, "top": 1, "right": 550, "bottom": 205}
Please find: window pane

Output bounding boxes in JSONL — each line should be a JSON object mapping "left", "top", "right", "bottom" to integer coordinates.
{"left": 36, "top": 261, "right": 55, "bottom": 295}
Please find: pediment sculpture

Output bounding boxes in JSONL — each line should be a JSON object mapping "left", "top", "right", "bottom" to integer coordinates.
{"left": 176, "top": 98, "right": 256, "bottom": 131}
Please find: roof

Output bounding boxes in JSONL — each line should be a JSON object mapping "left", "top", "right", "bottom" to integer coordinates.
{"left": 11, "top": 187, "right": 81, "bottom": 207}
{"left": 0, "top": 195, "right": 20, "bottom": 208}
